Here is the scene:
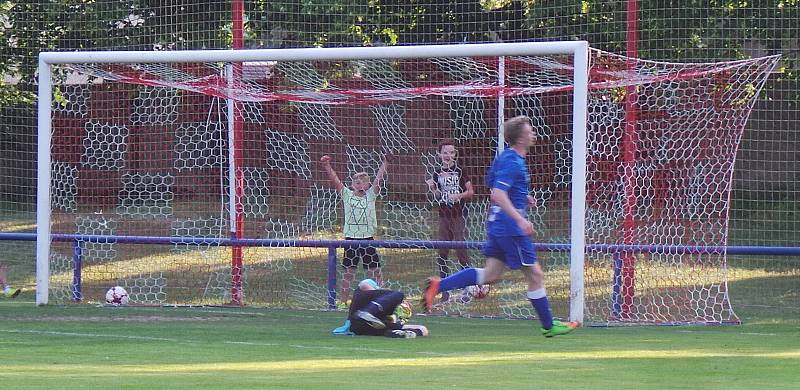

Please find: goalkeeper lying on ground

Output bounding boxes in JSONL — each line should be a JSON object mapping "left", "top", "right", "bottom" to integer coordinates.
{"left": 333, "top": 279, "right": 428, "bottom": 339}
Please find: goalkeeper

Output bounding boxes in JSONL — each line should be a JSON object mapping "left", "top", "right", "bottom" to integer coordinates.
{"left": 334, "top": 279, "right": 428, "bottom": 339}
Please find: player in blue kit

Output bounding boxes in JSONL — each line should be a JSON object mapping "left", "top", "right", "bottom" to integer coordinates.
{"left": 422, "top": 115, "right": 577, "bottom": 337}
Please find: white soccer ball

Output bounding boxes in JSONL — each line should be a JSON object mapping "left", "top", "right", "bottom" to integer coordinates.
{"left": 105, "top": 286, "right": 129, "bottom": 306}
{"left": 466, "top": 284, "right": 491, "bottom": 299}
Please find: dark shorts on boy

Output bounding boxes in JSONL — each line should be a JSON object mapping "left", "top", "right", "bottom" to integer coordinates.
{"left": 342, "top": 237, "right": 381, "bottom": 269}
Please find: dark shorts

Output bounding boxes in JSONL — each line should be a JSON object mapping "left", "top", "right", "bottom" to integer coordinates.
{"left": 342, "top": 237, "right": 381, "bottom": 269}
{"left": 481, "top": 234, "right": 537, "bottom": 270}
{"left": 350, "top": 319, "right": 403, "bottom": 336}
{"left": 438, "top": 215, "right": 467, "bottom": 241}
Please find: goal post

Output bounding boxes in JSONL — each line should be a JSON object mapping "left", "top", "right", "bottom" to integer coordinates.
{"left": 36, "top": 55, "right": 54, "bottom": 307}
{"left": 570, "top": 48, "right": 589, "bottom": 323}
{"left": 36, "top": 41, "right": 777, "bottom": 326}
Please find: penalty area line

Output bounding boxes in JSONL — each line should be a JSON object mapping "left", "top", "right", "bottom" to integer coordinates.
{"left": 0, "top": 329, "right": 455, "bottom": 357}
{"left": 0, "top": 329, "right": 182, "bottom": 342}
{"left": 676, "top": 330, "right": 777, "bottom": 336}
{"left": 226, "top": 340, "right": 451, "bottom": 356}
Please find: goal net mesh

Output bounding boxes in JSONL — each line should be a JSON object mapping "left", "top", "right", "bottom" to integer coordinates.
{"left": 46, "top": 48, "right": 778, "bottom": 325}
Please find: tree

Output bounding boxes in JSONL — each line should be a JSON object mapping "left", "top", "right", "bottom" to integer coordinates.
{"left": 0, "top": 0, "right": 231, "bottom": 104}
{"left": 0, "top": 0, "right": 796, "bottom": 106}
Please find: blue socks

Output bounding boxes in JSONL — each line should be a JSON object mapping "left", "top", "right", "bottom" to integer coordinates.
{"left": 440, "top": 268, "right": 479, "bottom": 292}
{"left": 527, "top": 288, "right": 554, "bottom": 329}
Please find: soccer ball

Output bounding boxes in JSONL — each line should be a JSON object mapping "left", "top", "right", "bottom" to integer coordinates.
{"left": 105, "top": 286, "right": 129, "bottom": 306}
{"left": 466, "top": 284, "right": 491, "bottom": 299}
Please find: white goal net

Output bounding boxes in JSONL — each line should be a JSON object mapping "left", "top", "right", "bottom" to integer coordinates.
{"left": 37, "top": 42, "right": 778, "bottom": 325}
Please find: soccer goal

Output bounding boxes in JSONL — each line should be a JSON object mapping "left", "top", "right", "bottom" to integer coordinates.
{"left": 36, "top": 42, "right": 778, "bottom": 325}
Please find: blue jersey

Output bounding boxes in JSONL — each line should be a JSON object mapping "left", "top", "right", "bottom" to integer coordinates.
{"left": 485, "top": 148, "right": 530, "bottom": 236}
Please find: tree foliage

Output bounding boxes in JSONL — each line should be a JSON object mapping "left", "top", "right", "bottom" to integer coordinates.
{"left": 246, "top": 0, "right": 526, "bottom": 47}
{"left": 0, "top": 0, "right": 797, "bottom": 105}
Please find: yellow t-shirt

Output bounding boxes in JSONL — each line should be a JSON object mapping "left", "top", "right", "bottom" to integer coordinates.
{"left": 341, "top": 187, "right": 377, "bottom": 238}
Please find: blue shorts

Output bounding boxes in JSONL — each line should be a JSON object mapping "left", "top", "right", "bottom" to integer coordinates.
{"left": 481, "top": 235, "right": 537, "bottom": 270}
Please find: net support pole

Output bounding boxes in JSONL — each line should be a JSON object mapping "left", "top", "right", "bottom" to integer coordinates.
{"left": 71, "top": 239, "right": 83, "bottom": 301}
{"left": 36, "top": 58, "right": 53, "bottom": 306}
{"left": 569, "top": 42, "right": 589, "bottom": 324}
{"left": 229, "top": 0, "right": 245, "bottom": 305}
{"left": 327, "top": 246, "right": 337, "bottom": 310}
{"left": 225, "top": 65, "right": 243, "bottom": 305}
{"left": 618, "top": 0, "right": 641, "bottom": 319}
{"left": 497, "top": 56, "right": 506, "bottom": 154}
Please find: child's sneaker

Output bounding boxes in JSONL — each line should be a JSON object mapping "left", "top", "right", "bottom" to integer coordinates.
{"left": 3, "top": 287, "right": 21, "bottom": 299}
{"left": 386, "top": 329, "right": 417, "bottom": 339}
{"left": 541, "top": 320, "right": 578, "bottom": 338}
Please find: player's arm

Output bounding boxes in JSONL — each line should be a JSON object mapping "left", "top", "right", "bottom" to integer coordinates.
{"left": 372, "top": 156, "right": 389, "bottom": 195}
{"left": 527, "top": 194, "right": 537, "bottom": 207}
{"left": 425, "top": 175, "right": 441, "bottom": 198}
{"left": 320, "top": 155, "right": 344, "bottom": 192}
{"left": 490, "top": 187, "right": 534, "bottom": 235}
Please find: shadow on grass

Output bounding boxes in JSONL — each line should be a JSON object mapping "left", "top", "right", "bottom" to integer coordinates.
{"left": 727, "top": 273, "right": 799, "bottom": 324}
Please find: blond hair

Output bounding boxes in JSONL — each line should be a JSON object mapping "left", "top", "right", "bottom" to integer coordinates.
{"left": 503, "top": 115, "right": 532, "bottom": 146}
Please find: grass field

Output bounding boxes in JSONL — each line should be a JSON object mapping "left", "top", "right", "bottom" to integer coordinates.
{"left": 1, "top": 295, "right": 798, "bottom": 390}
{"left": 2, "top": 207, "right": 798, "bottom": 389}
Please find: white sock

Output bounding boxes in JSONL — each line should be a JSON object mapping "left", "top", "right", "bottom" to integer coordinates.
{"left": 475, "top": 268, "right": 485, "bottom": 285}
{"left": 526, "top": 288, "right": 547, "bottom": 300}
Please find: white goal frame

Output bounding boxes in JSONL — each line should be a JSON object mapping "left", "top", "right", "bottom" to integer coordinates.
{"left": 36, "top": 41, "right": 590, "bottom": 323}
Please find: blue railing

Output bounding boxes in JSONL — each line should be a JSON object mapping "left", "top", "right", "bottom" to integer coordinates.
{"left": 5, "top": 232, "right": 800, "bottom": 254}
{"left": 2, "top": 232, "right": 799, "bottom": 309}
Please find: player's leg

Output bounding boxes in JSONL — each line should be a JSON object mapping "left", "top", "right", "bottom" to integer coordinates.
{"left": 440, "top": 238, "right": 506, "bottom": 291}
{"left": 435, "top": 218, "right": 451, "bottom": 302}
{"left": 422, "top": 236, "right": 506, "bottom": 311}
{"left": 349, "top": 318, "right": 387, "bottom": 336}
{"left": 356, "top": 290, "right": 404, "bottom": 330}
{"left": 436, "top": 218, "right": 452, "bottom": 278}
{"left": 450, "top": 216, "right": 475, "bottom": 303}
{"left": 520, "top": 263, "right": 553, "bottom": 329}
{"left": 516, "top": 245, "right": 577, "bottom": 337}
{"left": 340, "top": 244, "right": 359, "bottom": 305}
{"left": 452, "top": 214, "right": 471, "bottom": 269}
{"left": 435, "top": 218, "right": 456, "bottom": 302}
{"left": 361, "top": 290, "right": 404, "bottom": 318}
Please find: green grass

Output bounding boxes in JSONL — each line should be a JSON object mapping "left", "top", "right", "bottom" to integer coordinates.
{"left": 1, "top": 296, "right": 798, "bottom": 390}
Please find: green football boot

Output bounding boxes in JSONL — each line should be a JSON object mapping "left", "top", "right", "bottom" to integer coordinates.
{"left": 541, "top": 320, "right": 578, "bottom": 337}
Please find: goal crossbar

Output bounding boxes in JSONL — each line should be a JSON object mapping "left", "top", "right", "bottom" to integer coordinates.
{"left": 39, "top": 42, "right": 590, "bottom": 64}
